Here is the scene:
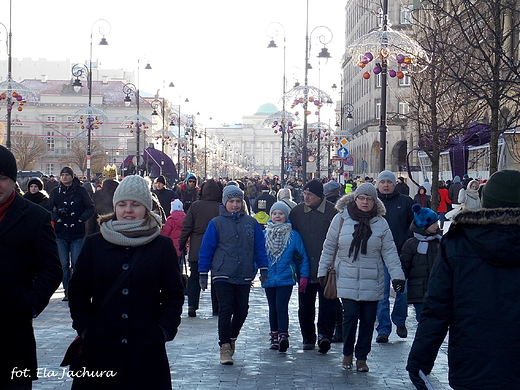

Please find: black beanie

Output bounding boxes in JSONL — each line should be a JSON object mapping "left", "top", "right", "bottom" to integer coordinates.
{"left": 482, "top": 170, "right": 520, "bottom": 208}
{"left": 0, "top": 145, "right": 17, "bottom": 183}
{"left": 155, "top": 175, "right": 166, "bottom": 185}
{"left": 303, "top": 179, "right": 324, "bottom": 198}
{"left": 27, "top": 177, "right": 44, "bottom": 191}
{"left": 60, "top": 166, "right": 74, "bottom": 176}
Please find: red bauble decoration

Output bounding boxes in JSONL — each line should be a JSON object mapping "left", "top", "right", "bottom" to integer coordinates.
{"left": 363, "top": 72, "right": 371, "bottom": 79}
{"left": 397, "top": 71, "right": 405, "bottom": 79}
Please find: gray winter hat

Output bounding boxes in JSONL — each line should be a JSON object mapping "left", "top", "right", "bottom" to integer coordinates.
{"left": 113, "top": 175, "right": 153, "bottom": 212}
{"left": 222, "top": 185, "right": 244, "bottom": 205}
{"left": 354, "top": 182, "right": 377, "bottom": 200}
{"left": 324, "top": 180, "right": 341, "bottom": 196}
{"left": 377, "top": 170, "right": 396, "bottom": 185}
{"left": 270, "top": 201, "right": 290, "bottom": 219}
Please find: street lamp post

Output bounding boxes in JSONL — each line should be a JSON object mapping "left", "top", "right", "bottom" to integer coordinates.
{"left": 70, "top": 19, "right": 110, "bottom": 180}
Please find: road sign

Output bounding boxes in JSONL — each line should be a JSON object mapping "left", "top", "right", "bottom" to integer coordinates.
{"left": 345, "top": 155, "right": 354, "bottom": 166}
{"left": 286, "top": 165, "right": 294, "bottom": 172}
{"left": 337, "top": 147, "right": 348, "bottom": 159}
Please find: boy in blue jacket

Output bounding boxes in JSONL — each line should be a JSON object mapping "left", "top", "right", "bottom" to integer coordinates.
{"left": 199, "top": 185, "right": 269, "bottom": 365}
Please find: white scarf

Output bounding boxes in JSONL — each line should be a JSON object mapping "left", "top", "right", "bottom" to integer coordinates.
{"left": 466, "top": 188, "right": 479, "bottom": 200}
{"left": 100, "top": 213, "right": 162, "bottom": 247}
{"left": 264, "top": 221, "right": 292, "bottom": 263}
{"left": 414, "top": 232, "right": 442, "bottom": 255}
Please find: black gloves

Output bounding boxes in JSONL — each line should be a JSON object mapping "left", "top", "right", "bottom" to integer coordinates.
{"left": 259, "top": 271, "right": 268, "bottom": 285}
{"left": 318, "top": 276, "right": 326, "bottom": 287}
{"left": 199, "top": 273, "right": 208, "bottom": 291}
{"left": 392, "top": 279, "right": 405, "bottom": 293}
{"left": 409, "top": 371, "right": 428, "bottom": 390}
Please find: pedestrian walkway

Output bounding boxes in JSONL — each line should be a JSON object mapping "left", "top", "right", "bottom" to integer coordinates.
{"left": 34, "top": 284, "right": 450, "bottom": 390}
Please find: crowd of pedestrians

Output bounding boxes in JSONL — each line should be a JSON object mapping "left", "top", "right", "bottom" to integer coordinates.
{"left": 2, "top": 143, "right": 520, "bottom": 390}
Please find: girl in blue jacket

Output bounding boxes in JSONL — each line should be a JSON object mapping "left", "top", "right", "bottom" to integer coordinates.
{"left": 262, "top": 201, "right": 309, "bottom": 353}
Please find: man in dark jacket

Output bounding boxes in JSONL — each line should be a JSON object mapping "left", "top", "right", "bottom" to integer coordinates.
{"left": 407, "top": 170, "right": 520, "bottom": 390}
{"left": 47, "top": 167, "right": 94, "bottom": 301}
{"left": 179, "top": 179, "right": 223, "bottom": 317}
{"left": 375, "top": 170, "right": 414, "bottom": 343}
{"left": 153, "top": 175, "right": 176, "bottom": 217}
{"left": 252, "top": 185, "right": 276, "bottom": 228}
{"left": 174, "top": 173, "right": 200, "bottom": 213}
{"left": 448, "top": 175, "right": 463, "bottom": 205}
{"left": 289, "top": 180, "right": 337, "bottom": 353}
{"left": 0, "top": 145, "right": 62, "bottom": 389}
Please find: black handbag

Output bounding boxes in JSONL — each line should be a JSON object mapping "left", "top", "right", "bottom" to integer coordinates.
{"left": 60, "top": 247, "right": 144, "bottom": 367}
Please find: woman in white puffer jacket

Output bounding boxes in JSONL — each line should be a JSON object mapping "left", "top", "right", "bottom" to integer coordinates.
{"left": 318, "top": 183, "right": 405, "bottom": 373}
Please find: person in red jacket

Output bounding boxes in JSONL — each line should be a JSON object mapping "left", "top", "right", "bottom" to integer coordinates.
{"left": 436, "top": 180, "right": 451, "bottom": 230}
{"left": 161, "top": 199, "right": 186, "bottom": 259}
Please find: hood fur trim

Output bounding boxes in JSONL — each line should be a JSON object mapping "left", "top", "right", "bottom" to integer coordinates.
{"left": 452, "top": 208, "right": 520, "bottom": 226}
{"left": 335, "top": 192, "right": 386, "bottom": 217}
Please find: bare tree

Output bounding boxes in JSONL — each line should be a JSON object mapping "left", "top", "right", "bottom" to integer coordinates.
{"left": 10, "top": 133, "right": 48, "bottom": 171}
{"left": 69, "top": 139, "right": 106, "bottom": 177}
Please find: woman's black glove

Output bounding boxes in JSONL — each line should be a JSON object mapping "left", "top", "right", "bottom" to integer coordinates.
{"left": 392, "top": 279, "right": 405, "bottom": 293}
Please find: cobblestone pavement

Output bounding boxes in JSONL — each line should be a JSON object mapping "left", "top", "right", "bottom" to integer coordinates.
{"left": 33, "top": 282, "right": 450, "bottom": 390}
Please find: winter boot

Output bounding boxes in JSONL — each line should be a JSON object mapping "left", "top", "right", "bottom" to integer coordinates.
{"left": 356, "top": 360, "right": 369, "bottom": 372}
{"left": 342, "top": 355, "right": 353, "bottom": 370}
{"left": 230, "top": 338, "right": 236, "bottom": 355}
{"left": 269, "top": 331, "right": 279, "bottom": 350}
{"left": 219, "top": 343, "right": 234, "bottom": 365}
{"left": 331, "top": 324, "right": 343, "bottom": 343}
{"left": 278, "top": 333, "right": 289, "bottom": 353}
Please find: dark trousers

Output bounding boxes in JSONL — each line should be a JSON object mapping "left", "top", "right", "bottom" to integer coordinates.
{"left": 214, "top": 282, "right": 250, "bottom": 345}
{"left": 341, "top": 298, "right": 378, "bottom": 361}
{"left": 298, "top": 282, "right": 335, "bottom": 344}
{"left": 265, "top": 285, "right": 293, "bottom": 334}
{"left": 187, "top": 262, "right": 219, "bottom": 314}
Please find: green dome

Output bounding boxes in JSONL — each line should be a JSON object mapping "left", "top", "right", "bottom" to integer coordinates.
{"left": 254, "top": 103, "right": 278, "bottom": 116}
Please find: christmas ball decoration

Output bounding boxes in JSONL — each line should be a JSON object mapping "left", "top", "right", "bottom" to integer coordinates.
{"left": 389, "top": 69, "right": 397, "bottom": 77}
{"left": 363, "top": 72, "right": 371, "bottom": 79}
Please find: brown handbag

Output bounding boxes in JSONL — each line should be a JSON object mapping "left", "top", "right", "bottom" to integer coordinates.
{"left": 323, "top": 217, "right": 344, "bottom": 300}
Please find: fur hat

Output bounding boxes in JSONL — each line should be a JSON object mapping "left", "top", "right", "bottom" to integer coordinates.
{"left": 222, "top": 185, "right": 244, "bottom": 205}
{"left": 354, "top": 182, "right": 377, "bottom": 201}
{"left": 412, "top": 204, "right": 438, "bottom": 229}
{"left": 270, "top": 201, "right": 290, "bottom": 220}
{"left": 377, "top": 170, "right": 396, "bottom": 185}
{"left": 60, "top": 166, "right": 74, "bottom": 176}
{"left": 27, "top": 177, "right": 44, "bottom": 191}
{"left": 323, "top": 180, "right": 341, "bottom": 196}
{"left": 0, "top": 145, "right": 17, "bottom": 182}
{"left": 171, "top": 199, "right": 184, "bottom": 212}
{"left": 113, "top": 175, "right": 153, "bottom": 212}
{"left": 303, "top": 179, "right": 324, "bottom": 198}
{"left": 155, "top": 175, "right": 166, "bottom": 185}
{"left": 482, "top": 170, "right": 520, "bottom": 209}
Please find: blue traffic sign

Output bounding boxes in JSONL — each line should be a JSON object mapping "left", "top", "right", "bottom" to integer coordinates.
{"left": 345, "top": 155, "right": 354, "bottom": 166}
{"left": 337, "top": 147, "right": 349, "bottom": 159}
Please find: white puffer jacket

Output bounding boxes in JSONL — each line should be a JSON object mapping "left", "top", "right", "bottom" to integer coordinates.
{"left": 318, "top": 193, "right": 405, "bottom": 301}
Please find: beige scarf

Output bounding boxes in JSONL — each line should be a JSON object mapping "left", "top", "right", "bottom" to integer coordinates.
{"left": 100, "top": 213, "right": 162, "bottom": 247}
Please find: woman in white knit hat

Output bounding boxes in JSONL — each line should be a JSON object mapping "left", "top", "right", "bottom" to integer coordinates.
{"left": 67, "top": 175, "right": 184, "bottom": 390}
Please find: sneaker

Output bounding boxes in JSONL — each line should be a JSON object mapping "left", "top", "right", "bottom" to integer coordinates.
{"left": 219, "top": 343, "right": 234, "bottom": 365}
{"left": 318, "top": 338, "right": 331, "bottom": 354}
{"left": 302, "top": 343, "right": 315, "bottom": 350}
{"left": 269, "top": 332, "right": 279, "bottom": 350}
{"left": 278, "top": 333, "right": 289, "bottom": 353}
{"left": 376, "top": 333, "right": 389, "bottom": 343}
{"left": 187, "top": 306, "right": 196, "bottom": 317}
{"left": 397, "top": 325, "right": 408, "bottom": 338}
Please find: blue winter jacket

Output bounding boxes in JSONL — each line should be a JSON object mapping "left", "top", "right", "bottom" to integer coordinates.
{"left": 199, "top": 204, "right": 268, "bottom": 284}
{"left": 262, "top": 223, "right": 310, "bottom": 288}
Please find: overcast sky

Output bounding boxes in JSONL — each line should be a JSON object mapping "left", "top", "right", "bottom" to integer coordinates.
{"left": 2, "top": 0, "right": 346, "bottom": 126}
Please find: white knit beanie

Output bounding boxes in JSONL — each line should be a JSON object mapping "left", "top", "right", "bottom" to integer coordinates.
{"left": 113, "top": 175, "right": 152, "bottom": 212}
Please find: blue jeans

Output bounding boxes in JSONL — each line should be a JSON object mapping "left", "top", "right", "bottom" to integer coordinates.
{"left": 438, "top": 212, "right": 446, "bottom": 229}
{"left": 57, "top": 238, "right": 84, "bottom": 293}
{"left": 265, "top": 285, "right": 293, "bottom": 334}
{"left": 341, "top": 299, "right": 378, "bottom": 360}
{"left": 376, "top": 263, "right": 408, "bottom": 336}
{"left": 214, "top": 282, "right": 250, "bottom": 345}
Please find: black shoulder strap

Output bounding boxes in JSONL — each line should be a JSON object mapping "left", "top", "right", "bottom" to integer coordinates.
{"left": 97, "top": 246, "right": 144, "bottom": 311}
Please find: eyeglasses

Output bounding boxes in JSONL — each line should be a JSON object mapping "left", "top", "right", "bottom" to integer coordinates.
{"left": 188, "top": 180, "right": 196, "bottom": 183}
{"left": 356, "top": 196, "right": 375, "bottom": 203}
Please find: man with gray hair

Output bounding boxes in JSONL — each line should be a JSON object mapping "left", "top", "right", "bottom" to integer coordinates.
{"left": 375, "top": 170, "right": 414, "bottom": 343}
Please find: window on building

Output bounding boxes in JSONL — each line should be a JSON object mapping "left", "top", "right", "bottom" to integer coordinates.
{"left": 46, "top": 164, "right": 55, "bottom": 175}
{"left": 66, "top": 115, "right": 74, "bottom": 122}
{"left": 399, "top": 101, "right": 410, "bottom": 118}
{"left": 46, "top": 131, "right": 55, "bottom": 151}
{"left": 66, "top": 132, "right": 73, "bottom": 150}
{"left": 377, "top": 8, "right": 383, "bottom": 26}
{"left": 376, "top": 73, "right": 382, "bottom": 88}
{"left": 46, "top": 116, "right": 56, "bottom": 123}
{"left": 376, "top": 102, "right": 381, "bottom": 120}
{"left": 398, "top": 73, "right": 411, "bottom": 86}
{"left": 401, "top": 6, "right": 413, "bottom": 24}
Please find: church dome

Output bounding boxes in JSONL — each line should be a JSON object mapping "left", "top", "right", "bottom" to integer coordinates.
{"left": 254, "top": 103, "right": 278, "bottom": 116}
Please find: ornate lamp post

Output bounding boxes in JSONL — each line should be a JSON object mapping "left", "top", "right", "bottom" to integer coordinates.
{"left": 70, "top": 19, "right": 110, "bottom": 180}
{"left": 0, "top": 0, "right": 35, "bottom": 150}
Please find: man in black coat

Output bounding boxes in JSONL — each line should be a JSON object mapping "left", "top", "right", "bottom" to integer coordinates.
{"left": 0, "top": 145, "right": 62, "bottom": 389}
{"left": 153, "top": 175, "right": 176, "bottom": 217}
{"left": 407, "top": 170, "right": 520, "bottom": 390}
{"left": 47, "top": 167, "right": 94, "bottom": 301}
{"left": 375, "top": 170, "right": 414, "bottom": 343}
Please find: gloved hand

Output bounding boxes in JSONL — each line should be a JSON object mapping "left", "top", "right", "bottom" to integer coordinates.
{"left": 298, "top": 277, "right": 308, "bottom": 293}
{"left": 318, "top": 276, "right": 326, "bottom": 287}
{"left": 179, "top": 247, "right": 186, "bottom": 258}
{"left": 392, "top": 279, "right": 405, "bottom": 293}
{"left": 259, "top": 271, "right": 268, "bottom": 285}
{"left": 199, "top": 273, "right": 208, "bottom": 291}
{"left": 409, "top": 371, "right": 428, "bottom": 390}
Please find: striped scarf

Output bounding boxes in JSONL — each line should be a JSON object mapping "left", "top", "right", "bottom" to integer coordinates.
{"left": 264, "top": 221, "right": 292, "bottom": 263}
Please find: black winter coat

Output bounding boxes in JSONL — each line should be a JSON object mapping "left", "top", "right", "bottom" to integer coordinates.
{"left": 377, "top": 190, "right": 414, "bottom": 253}
{"left": 178, "top": 179, "right": 222, "bottom": 263}
{"left": 47, "top": 177, "right": 94, "bottom": 241}
{"left": 400, "top": 221, "right": 441, "bottom": 303}
{"left": 407, "top": 208, "right": 520, "bottom": 390}
{"left": 68, "top": 233, "right": 184, "bottom": 390}
{"left": 0, "top": 193, "right": 62, "bottom": 384}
